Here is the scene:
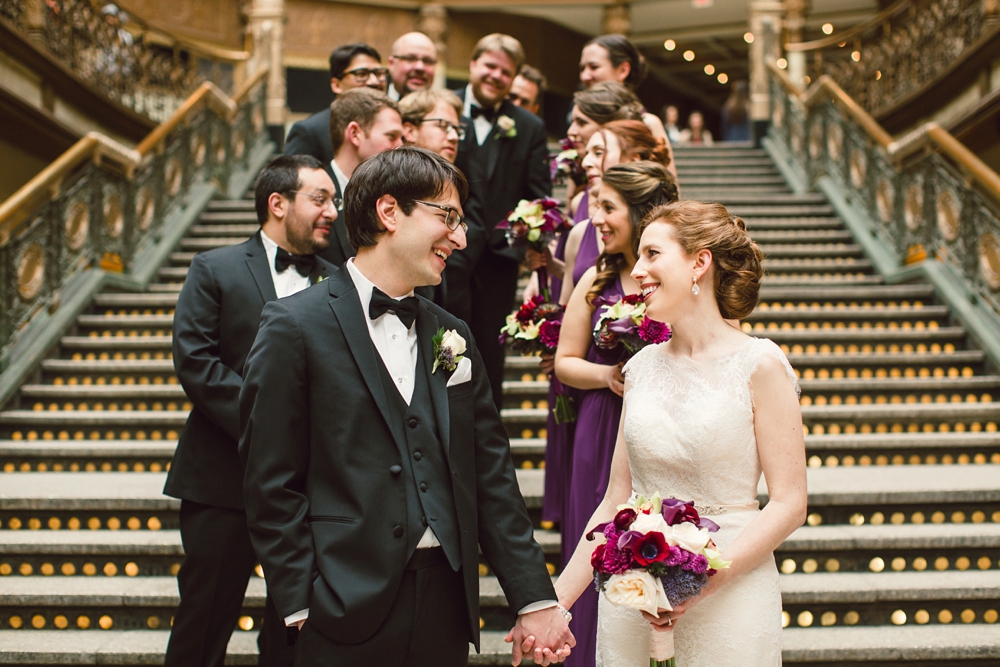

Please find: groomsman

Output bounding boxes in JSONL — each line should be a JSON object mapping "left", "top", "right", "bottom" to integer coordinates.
{"left": 451, "top": 34, "right": 551, "bottom": 407}
{"left": 386, "top": 32, "right": 437, "bottom": 101}
{"left": 508, "top": 64, "right": 547, "bottom": 117}
{"left": 163, "top": 155, "right": 337, "bottom": 667}
{"left": 319, "top": 88, "right": 403, "bottom": 267}
{"left": 240, "top": 147, "right": 573, "bottom": 667}
{"left": 284, "top": 43, "right": 386, "bottom": 166}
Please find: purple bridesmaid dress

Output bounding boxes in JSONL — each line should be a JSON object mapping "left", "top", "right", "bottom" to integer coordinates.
{"left": 563, "top": 274, "right": 624, "bottom": 667}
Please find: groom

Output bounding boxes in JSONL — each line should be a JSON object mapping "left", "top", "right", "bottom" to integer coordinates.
{"left": 240, "top": 147, "right": 574, "bottom": 666}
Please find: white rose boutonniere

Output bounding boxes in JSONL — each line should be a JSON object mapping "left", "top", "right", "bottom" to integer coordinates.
{"left": 495, "top": 115, "right": 517, "bottom": 140}
{"left": 433, "top": 328, "right": 467, "bottom": 373}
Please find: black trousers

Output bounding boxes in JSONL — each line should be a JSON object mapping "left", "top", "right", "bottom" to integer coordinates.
{"left": 293, "top": 548, "right": 469, "bottom": 667}
{"left": 470, "top": 251, "right": 520, "bottom": 410}
{"left": 164, "top": 500, "right": 294, "bottom": 667}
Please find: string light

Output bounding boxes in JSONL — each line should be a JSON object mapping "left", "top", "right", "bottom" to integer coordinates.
{"left": 777, "top": 57, "right": 788, "bottom": 69}
{"left": 704, "top": 64, "right": 715, "bottom": 75}
{"left": 683, "top": 50, "right": 696, "bottom": 61}
{"left": 664, "top": 39, "right": 676, "bottom": 51}
{"left": 822, "top": 23, "right": 834, "bottom": 35}
{"left": 717, "top": 73, "right": 729, "bottom": 84}
{"left": 744, "top": 32, "right": 754, "bottom": 43}
{"left": 852, "top": 50, "right": 861, "bottom": 62}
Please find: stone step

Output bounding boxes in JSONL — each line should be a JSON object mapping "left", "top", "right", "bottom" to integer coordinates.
{"left": 757, "top": 284, "right": 936, "bottom": 301}
{"left": 745, "top": 327, "right": 967, "bottom": 344}
{"left": 204, "top": 200, "right": 255, "bottom": 212}
{"left": 682, "top": 186, "right": 792, "bottom": 197}
{"left": 188, "top": 224, "right": 258, "bottom": 237}
{"left": 20, "top": 385, "right": 185, "bottom": 400}
{"left": 806, "top": 432, "right": 1000, "bottom": 452}
{"left": 40, "top": 360, "right": 175, "bottom": 374}
{"left": 76, "top": 314, "right": 174, "bottom": 329}
{"left": 146, "top": 283, "right": 184, "bottom": 293}
{"left": 156, "top": 267, "right": 188, "bottom": 281}
{"left": 730, "top": 205, "right": 836, "bottom": 217}
{"left": 58, "top": 336, "right": 173, "bottom": 351}
{"left": 168, "top": 252, "right": 196, "bottom": 266}
{"left": 674, "top": 157, "right": 777, "bottom": 168}
{"left": 699, "top": 193, "right": 830, "bottom": 205}
{"left": 786, "top": 351, "right": 982, "bottom": 367}
{"left": 678, "top": 175, "right": 786, "bottom": 186}
{"left": 676, "top": 167, "right": 781, "bottom": 178}
{"left": 92, "top": 294, "right": 178, "bottom": 309}
{"left": 179, "top": 237, "right": 244, "bottom": 251}
{"left": 748, "top": 230, "right": 855, "bottom": 243}
{"left": 744, "top": 217, "right": 844, "bottom": 230}
{"left": 746, "top": 305, "right": 951, "bottom": 321}
{"left": 759, "top": 244, "right": 865, "bottom": 259}
{"left": 0, "top": 411, "right": 188, "bottom": 427}
{"left": 762, "top": 275, "right": 885, "bottom": 285}
{"left": 762, "top": 258, "right": 873, "bottom": 273}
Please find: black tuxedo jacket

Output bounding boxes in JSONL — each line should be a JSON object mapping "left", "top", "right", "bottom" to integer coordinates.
{"left": 284, "top": 108, "right": 333, "bottom": 169}
{"left": 452, "top": 91, "right": 551, "bottom": 268}
{"left": 239, "top": 267, "right": 555, "bottom": 648}
{"left": 164, "top": 232, "right": 334, "bottom": 509}
{"left": 316, "top": 174, "right": 355, "bottom": 268}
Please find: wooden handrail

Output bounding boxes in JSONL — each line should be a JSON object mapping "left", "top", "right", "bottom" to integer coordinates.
{"left": 0, "top": 66, "right": 268, "bottom": 244}
{"left": 769, "top": 63, "right": 1000, "bottom": 204}
{"left": 786, "top": 0, "right": 912, "bottom": 52}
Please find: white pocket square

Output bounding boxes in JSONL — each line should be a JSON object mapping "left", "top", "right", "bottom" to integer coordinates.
{"left": 446, "top": 356, "right": 472, "bottom": 387}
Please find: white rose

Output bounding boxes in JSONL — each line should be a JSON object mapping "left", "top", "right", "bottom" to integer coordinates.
{"left": 441, "top": 330, "right": 466, "bottom": 356}
{"left": 497, "top": 115, "right": 515, "bottom": 131}
{"left": 629, "top": 510, "right": 669, "bottom": 537}
{"left": 604, "top": 571, "right": 671, "bottom": 616}
{"left": 668, "top": 521, "right": 711, "bottom": 554}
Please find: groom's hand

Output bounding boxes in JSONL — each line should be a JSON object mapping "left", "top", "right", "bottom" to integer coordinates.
{"left": 505, "top": 607, "right": 575, "bottom": 666}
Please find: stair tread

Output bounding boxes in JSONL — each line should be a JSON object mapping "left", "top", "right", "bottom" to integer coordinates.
{"left": 779, "top": 624, "right": 1000, "bottom": 661}
{"left": 781, "top": 522, "right": 1000, "bottom": 551}
{"left": 40, "top": 360, "right": 175, "bottom": 372}
{"left": 778, "top": 569, "right": 1000, "bottom": 601}
{"left": 59, "top": 336, "right": 173, "bottom": 349}
{"left": 0, "top": 440, "right": 177, "bottom": 456}
{"left": 76, "top": 314, "right": 174, "bottom": 326}
{"left": 20, "top": 385, "right": 185, "bottom": 397}
{"left": 749, "top": 329, "right": 968, "bottom": 343}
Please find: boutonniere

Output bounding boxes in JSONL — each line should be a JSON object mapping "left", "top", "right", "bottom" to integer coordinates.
{"left": 315, "top": 275, "right": 326, "bottom": 282}
{"left": 432, "top": 328, "right": 466, "bottom": 373}
{"left": 495, "top": 115, "right": 517, "bottom": 140}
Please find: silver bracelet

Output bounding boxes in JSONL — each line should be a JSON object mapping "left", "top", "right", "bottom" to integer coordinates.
{"left": 557, "top": 604, "right": 573, "bottom": 623}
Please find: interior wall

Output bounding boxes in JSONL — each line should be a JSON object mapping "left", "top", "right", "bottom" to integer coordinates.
{"left": 0, "top": 138, "right": 49, "bottom": 202}
{"left": 117, "top": 0, "right": 245, "bottom": 49}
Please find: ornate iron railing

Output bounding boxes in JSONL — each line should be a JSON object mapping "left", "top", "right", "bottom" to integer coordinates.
{"left": 0, "top": 68, "right": 269, "bottom": 363}
{"left": 786, "top": 0, "right": 997, "bottom": 117}
{"left": 768, "top": 64, "right": 1000, "bottom": 316}
{"left": 0, "top": 0, "right": 249, "bottom": 122}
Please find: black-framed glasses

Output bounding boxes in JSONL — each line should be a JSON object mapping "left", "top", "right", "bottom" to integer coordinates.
{"left": 391, "top": 54, "right": 437, "bottom": 67}
{"left": 413, "top": 200, "right": 467, "bottom": 233}
{"left": 342, "top": 66, "right": 389, "bottom": 82}
{"left": 288, "top": 190, "right": 342, "bottom": 211}
{"left": 419, "top": 118, "right": 466, "bottom": 140}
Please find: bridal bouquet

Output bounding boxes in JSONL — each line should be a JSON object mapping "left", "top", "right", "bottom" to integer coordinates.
{"left": 588, "top": 494, "right": 731, "bottom": 667}
{"left": 593, "top": 294, "right": 672, "bottom": 357}
{"left": 550, "top": 138, "right": 586, "bottom": 186}
{"left": 497, "top": 197, "right": 572, "bottom": 301}
{"left": 499, "top": 295, "right": 576, "bottom": 424}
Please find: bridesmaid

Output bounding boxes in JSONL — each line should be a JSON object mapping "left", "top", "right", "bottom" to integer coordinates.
{"left": 554, "top": 161, "right": 679, "bottom": 667}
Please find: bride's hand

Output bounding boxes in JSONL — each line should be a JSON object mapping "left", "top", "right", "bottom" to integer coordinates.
{"left": 642, "top": 568, "right": 733, "bottom": 629}
{"left": 605, "top": 363, "right": 625, "bottom": 396}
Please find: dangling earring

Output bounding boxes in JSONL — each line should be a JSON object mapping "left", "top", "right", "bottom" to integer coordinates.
{"left": 691, "top": 276, "right": 700, "bottom": 296}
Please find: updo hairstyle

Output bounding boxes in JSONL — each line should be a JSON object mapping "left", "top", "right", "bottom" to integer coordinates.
{"left": 586, "top": 34, "right": 649, "bottom": 88}
{"left": 601, "top": 120, "right": 670, "bottom": 168}
{"left": 586, "top": 161, "right": 680, "bottom": 306}
{"left": 573, "top": 82, "right": 644, "bottom": 125}
{"left": 640, "top": 201, "right": 763, "bottom": 319}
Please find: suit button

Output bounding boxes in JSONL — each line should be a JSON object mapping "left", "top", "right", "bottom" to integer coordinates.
{"left": 393, "top": 525, "right": 404, "bottom": 538}
{"left": 390, "top": 465, "right": 402, "bottom": 475}
{"left": 413, "top": 451, "right": 422, "bottom": 461}
{"left": 407, "top": 418, "right": 419, "bottom": 428}
{"left": 420, "top": 483, "right": 428, "bottom": 492}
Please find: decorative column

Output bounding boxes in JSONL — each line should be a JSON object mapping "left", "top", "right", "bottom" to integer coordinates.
{"left": 246, "top": 0, "right": 286, "bottom": 146}
{"left": 418, "top": 3, "right": 449, "bottom": 91}
{"left": 748, "top": 0, "right": 784, "bottom": 146}
{"left": 23, "top": 0, "right": 47, "bottom": 48}
{"left": 784, "top": 0, "right": 808, "bottom": 87}
{"left": 602, "top": 0, "right": 631, "bottom": 36}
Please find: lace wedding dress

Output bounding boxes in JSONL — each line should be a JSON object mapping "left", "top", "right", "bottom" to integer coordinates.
{"left": 596, "top": 337, "right": 798, "bottom": 666}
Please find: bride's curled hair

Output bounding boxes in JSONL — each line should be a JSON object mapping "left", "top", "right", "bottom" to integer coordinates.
{"left": 640, "top": 201, "right": 763, "bottom": 320}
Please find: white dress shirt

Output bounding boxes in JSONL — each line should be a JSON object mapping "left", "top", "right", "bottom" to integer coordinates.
{"left": 329, "top": 158, "right": 350, "bottom": 198}
{"left": 259, "top": 230, "right": 312, "bottom": 298}
{"left": 284, "top": 261, "right": 557, "bottom": 624}
{"left": 387, "top": 83, "right": 401, "bottom": 101}
{"left": 462, "top": 84, "right": 499, "bottom": 146}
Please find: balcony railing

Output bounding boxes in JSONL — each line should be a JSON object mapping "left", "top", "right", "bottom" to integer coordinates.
{"left": 767, "top": 64, "right": 1000, "bottom": 318}
{"left": 0, "top": 0, "right": 250, "bottom": 122}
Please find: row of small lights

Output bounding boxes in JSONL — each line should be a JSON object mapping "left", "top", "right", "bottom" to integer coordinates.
{"left": 663, "top": 21, "right": 866, "bottom": 82}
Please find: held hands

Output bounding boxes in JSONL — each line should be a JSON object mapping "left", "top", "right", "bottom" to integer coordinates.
{"left": 505, "top": 607, "right": 575, "bottom": 666}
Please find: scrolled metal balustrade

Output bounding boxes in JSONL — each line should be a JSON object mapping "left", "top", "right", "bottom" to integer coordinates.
{"left": 767, "top": 64, "right": 1000, "bottom": 319}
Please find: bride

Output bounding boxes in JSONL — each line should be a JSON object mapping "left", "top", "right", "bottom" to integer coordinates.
{"left": 551, "top": 200, "right": 807, "bottom": 665}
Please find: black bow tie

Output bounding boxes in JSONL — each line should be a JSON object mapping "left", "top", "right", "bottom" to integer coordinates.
{"left": 470, "top": 104, "right": 497, "bottom": 122}
{"left": 369, "top": 287, "right": 419, "bottom": 329}
{"left": 274, "top": 247, "right": 316, "bottom": 277}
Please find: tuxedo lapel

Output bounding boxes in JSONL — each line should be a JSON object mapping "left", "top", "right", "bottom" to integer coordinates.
{"left": 326, "top": 273, "right": 407, "bottom": 453}
{"left": 332, "top": 177, "right": 354, "bottom": 262}
{"left": 246, "top": 232, "right": 278, "bottom": 303}
{"left": 416, "top": 303, "right": 451, "bottom": 464}
{"left": 486, "top": 100, "right": 519, "bottom": 182}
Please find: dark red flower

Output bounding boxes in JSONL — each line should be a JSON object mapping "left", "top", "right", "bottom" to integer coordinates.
{"left": 613, "top": 508, "right": 637, "bottom": 531}
{"left": 591, "top": 543, "right": 607, "bottom": 570}
{"left": 601, "top": 543, "right": 633, "bottom": 574}
{"left": 621, "top": 293, "right": 644, "bottom": 306}
{"left": 538, "top": 320, "right": 561, "bottom": 350}
{"left": 638, "top": 317, "right": 672, "bottom": 344}
{"left": 628, "top": 531, "right": 671, "bottom": 567}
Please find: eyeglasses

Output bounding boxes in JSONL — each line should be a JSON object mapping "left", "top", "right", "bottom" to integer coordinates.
{"left": 288, "top": 190, "right": 343, "bottom": 211}
{"left": 342, "top": 67, "right": 389, "bottom": 82}
{"left": 413, "top": 200, "right": 467, "bottom": 233}
{"left": 419, "top": 118, "right": 466, "bottom": 140}
{"left": 391, "top": 54, "right": 437, "bottom": 67}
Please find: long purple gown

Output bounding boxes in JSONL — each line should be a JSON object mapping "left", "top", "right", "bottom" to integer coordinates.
{"left": 564, "top": 273, "right": 624, "bottom": 667}
{"left": 541, "top": 191, "right": 597, "bottom": 530}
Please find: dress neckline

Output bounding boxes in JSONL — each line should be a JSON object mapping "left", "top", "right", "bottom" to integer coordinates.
{"left": 657, "top": 335, "right": 755, "bottom": 366}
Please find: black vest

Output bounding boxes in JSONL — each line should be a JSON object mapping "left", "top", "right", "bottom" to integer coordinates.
{"left": 375, "top": 349, "right": 462, "bottom": 570}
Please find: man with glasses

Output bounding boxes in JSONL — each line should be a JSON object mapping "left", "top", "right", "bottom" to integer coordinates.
{"left": 164, "top": 155, "right": 338, "bottom": 667}
{"left": 285, "top": 43, "right": 386, "bottom": 167}
{"left": 399, "top": 89, "right": 464, "bottom": 163}
{"left": 386, "top": 32, "right": 438, "bottom": 101}
{"left": 322, "top": 88, "right": 404, "bottom": 267}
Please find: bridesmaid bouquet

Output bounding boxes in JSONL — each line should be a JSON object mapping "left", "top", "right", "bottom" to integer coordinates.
{"left": 587, "top": 494, "right": 730, "bottom": 667}
{"left": 499, "top": 295, "right": 576, "bottom": 424}
{"left": 550, "top": 138, "right": 587, "bottom": 186}
{"left": 497, "top": 197, "right": 572, "bottom": 301}
{"left": 593, "top": 294, "right": 672, "bottom": 357}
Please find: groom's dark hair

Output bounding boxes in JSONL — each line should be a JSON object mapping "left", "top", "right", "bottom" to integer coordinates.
{"left": 345, "top": 147, "right": 468, "bottom": 248}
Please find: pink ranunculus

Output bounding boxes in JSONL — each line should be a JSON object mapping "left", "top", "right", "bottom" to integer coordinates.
{"left": 663, "top": 545, "right": 690, "bottom": 567}
{"left": 538, "top": 320, "right": 561, "bottom": 350}
{"left": 601, "top": 543, "right": 633, "bottom": 574}
{"left": 638, "top": 317, "right": 672, "bottom": 344}
{"left": 683, "top": 553, "right": 709, "bottom": 575}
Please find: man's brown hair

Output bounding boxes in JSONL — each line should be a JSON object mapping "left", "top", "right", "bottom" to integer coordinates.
{"left": 329, "top": 88, "right": 400, "bottom": 155}
{"left": 471, "top": 33, "right": 525, "bottom": 74}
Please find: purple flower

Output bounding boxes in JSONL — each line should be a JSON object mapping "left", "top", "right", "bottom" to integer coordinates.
{"left": 638, "top": 317, "right": 672, "bottom": 344}
{"left": 538, "top": 320, "right": 561, "bottom": 350}
{"left": 663, "top": 546, "right": 690, "bottom": 567}
{"left": 607, "top": 316, "right": 638, "bottom": 335}
{"left": 683, "top": 553, "right": 709, "bottom": 575}
{"left": 601, "top": 542, "right": 633, "bottom": 574}
{"left": 661, "top": 566, "right": 708, "bottom": 607}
